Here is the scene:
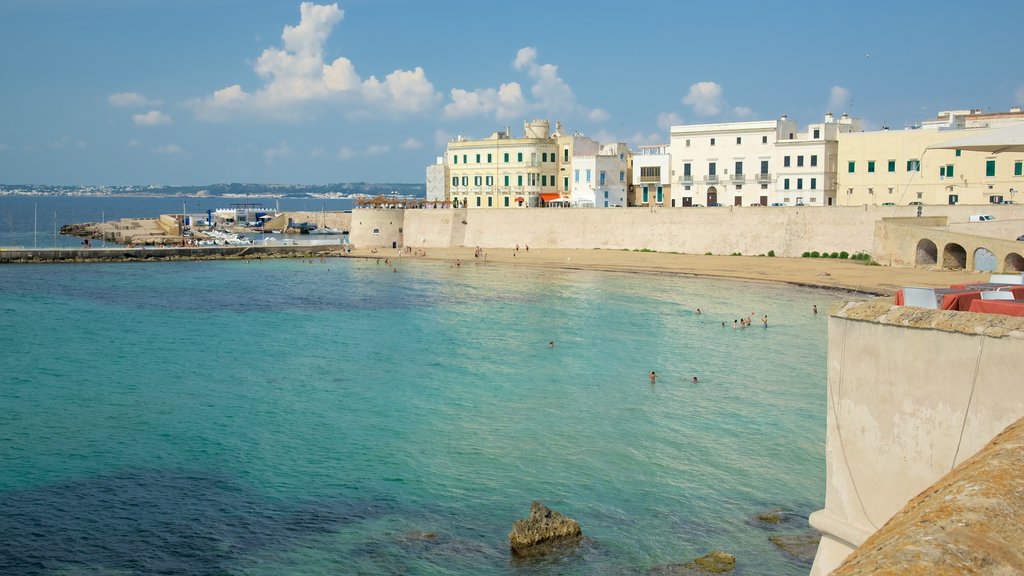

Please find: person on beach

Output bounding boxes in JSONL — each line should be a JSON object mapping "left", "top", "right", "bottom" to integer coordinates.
{"left": 762, "top": 315, "right": 768, "bottom": 328}
{"left": 733, "top": 319, "right": 738, "bottom": 330}
{"left": 649, "top": 371, "right": 657, "bottom": 382}
{"left": 813, "top": 304, "right": 818, "bottom": 314}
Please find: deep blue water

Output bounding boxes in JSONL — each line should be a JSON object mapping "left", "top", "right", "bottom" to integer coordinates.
{"left": 0, "top": 253, "right": 840, "bottom": 575}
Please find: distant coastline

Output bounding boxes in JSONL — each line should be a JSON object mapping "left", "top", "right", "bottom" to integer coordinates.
{"left": 0, "top": 182, "right": 426, "bottom": 199}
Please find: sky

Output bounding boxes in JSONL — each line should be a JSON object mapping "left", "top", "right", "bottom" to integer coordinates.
{"left": 1, "top": 0, "right": 1022, "bottom": 186}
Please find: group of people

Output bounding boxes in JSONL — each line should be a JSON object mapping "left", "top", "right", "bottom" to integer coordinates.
{"left": 648, "top": 371, "right": 698, "bottom": 385}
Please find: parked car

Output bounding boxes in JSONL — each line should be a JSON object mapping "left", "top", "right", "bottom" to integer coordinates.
{"left": 969, "top": 214, "right": 995, "bottom": 222}
{"left": 690, "top": 204, "right": 705, "bottom": 207}
{"left": 1017, "top": 234, "right": 1024, "bottom": 242}
{"left": 769, "top": 202, "right": 785, "bottom": 207}
{"left": 749, "top": 203, "right": 763, "bottom": 207}
{"left": 909, "top": 201, "right": 923, "bottom": 205}
{"left": 881, "top": 202, "right": 895, "bottom": 206}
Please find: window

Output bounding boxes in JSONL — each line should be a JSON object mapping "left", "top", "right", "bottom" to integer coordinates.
{"left": 453, "top": 155, "right": 458, "bottom": 164}
{"left": 762, "top": 135, "right": 768, "bottom": 144}
{"left": 685, "top": 139, "right": 691, "bottom": 147}
{"left": 642, "top": 187, "right": 649, "bottom": 203}
{"left": 487, "top": 197, "right": 492, "bottom": 207}
{"left": 683, "top": 162, "right": 692, "bottom": 177}
{"left": 541, "top": 175, "right": 547, "bottom": 186}
{"left": 907, "top": 159, "right": 920, "bottom": 172}
{"left": 641, "top": 166, "right": 661, "bottom": 179}
{"left": 784, "top": 156, "right": 791, "bottom": 167}
{"left": 503, "top": 152, "right": 509, "bottom": 162}
{"left": 887, "top": 160, "right": 895, "bottom": 172}
{"left": 486, "top": 175, "right": 493, "bottom": 186}
{"left": 474, "top": 176, "right": 481, "bottom": 186}
{"left": 955, "top": 149, "right": 962, "bottom": 157}
{"left": 586, "top": 169, "right": 591, "bottom": 182}
{"left": 1015, "top": 161, "right": 1023, "bottom": 176}
{"left": 735, "top": 161, "right": 743, "bottom": 175}
{"left": 599, "top": 171, "right": 606, "bottom": 185}
{"left": 462, "top": 155, "right": 467, "bottom": 164}
{"left": 797, "top": 156, "right": 804, "bottom": 167}
{"left": 504, "top": 197, "right": 509, "bottom": 207}
{"left": 867, "top": 161, "right": 875, "bottom": 173}
{"left": 656, "top": 186, "right": 663, "bottom": 203}
{"left": 945, "top": 164, "right": 954, "bottom": 178}
{"left": 517, "top": 152, "right": 523, "bottom": 162}
{"left": 451, "top": 176, "right": 458, "bottom": 187}
{"left": 760, "top": 160, "right": 768, "bottom": 174}
{"left": 948, "top": 194, "right": 958, "bottom": 205}
{"left": 848, "top": 161, "right": 856, "bottom": 173}
{"left": 986, "top": 159, "right": 996, "bottom": 177}
{"left": 810, "top": 155, "right": 818, "bottom": 167}
{"left": 708, "top": 162, "right": 717, "bottom": 176}
{"left": 504, "top": 175, "right": 509, "bottom": 186}
{"left": 736, "top": 137, "right": 741, "bottom": 145}
{"left": 563, "top": 148, "right": 569, "bottom": 162}
{"left": 563, "top": 177, "right": 569, "bottom": 191}
{"left": 476, "top": 197, "right": 481, "bottom": 207}
{"left": 541, "top": 152, "right": 547, "bottom": 162}
{"left": 475, "top": 154, "right": 480, "bottom": 163}
{"left": 604, "top": 190, "right": 608, "bottom": 199}
{"left": 810, "top": 177, "right": 817, "bottom": 189}
{"left": 784, "top": 178, "right": 790, "bottom": 190}
{"left": 517, "top": 175, "right": 523, "bottom": 186}
{"left": 797, "top": 178, "right": 803, "bottom": 190}
{"left": 574, "top": 169, "right": 579, "bottom": 183}
{"left": 813, "top": 128, "right": 820, "bottom": 139}
{"left": 619, "top": 171, "right": 625, "bottom": 182}
{"left": 461, "top": 176, "right": 468, "bottom": 186}
{"left": 487, "top": 153, "right": 492, "bottom": 163}
{"left": 710, "top": 138, "right": 716, "bottom": 146}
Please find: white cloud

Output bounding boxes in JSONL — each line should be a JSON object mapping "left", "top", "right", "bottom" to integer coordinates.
{"left": 155, "top": 144, "right": 182, "bottom": 154}
{"left": 827, "top": 86, "right": 851, "bottom": 113}
{"left": 732, "top": 106, "right": 754, "bottom": 118}
{"left": 401, "top": 138, "right": 422, "bottom": 150}
{"left": 108, "top": 92, "right": 161, "bottom": 107}
{"left": 445, "top": 47, "right": 600, "bottom": 121}
{"left": 189, "top": 2, "right": 439, "bottom": 121}
{"left": 337, "top": 146, "right": 355, "bottom": 160}
{"left": 657, "top": 112, "right": 683, "bottom": 130}
{"left": 365, "top": 144, "right": 389, "bottom": 155}
{"left": 133, "top": 110, "right": 171, "bottom": 126}
{"left": 682, "top": 81, "right": 723, "bottom": 116}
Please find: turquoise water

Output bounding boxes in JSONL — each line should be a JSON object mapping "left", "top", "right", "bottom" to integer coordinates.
{"left": 0, "top": 257, "right": 840, "bottom": 575}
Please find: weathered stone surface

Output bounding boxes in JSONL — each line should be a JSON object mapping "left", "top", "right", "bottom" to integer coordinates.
{"left": 768, "top": 531, "right": 820, "bottom": 563}
{"left": 649, "top": 550, "right": 736, "bottom": 575}
{"left": 830, "top": 416, "right": 1024, "bottom": 575}
{"left": 508, "top": 501, "right": 582, "bottom": 556}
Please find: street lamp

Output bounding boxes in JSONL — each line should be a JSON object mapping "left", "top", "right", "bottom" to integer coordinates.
{"left": 1010, "top": 188, "right": 1018, "bottom": 204}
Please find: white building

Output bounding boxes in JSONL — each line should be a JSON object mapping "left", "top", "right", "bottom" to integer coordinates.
{"left": 668, "top": 114, "right": 858, "bottom": 207}
{"left": 425, "top": 157, "right": 448, "bottom": 202}
{"left": 570, "top": 139, "right": 629, "bottom": 207}
{"left": 631, "top": 145, "right": 672, "bottom": 207}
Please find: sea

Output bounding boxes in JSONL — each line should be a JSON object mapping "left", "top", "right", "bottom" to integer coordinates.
{"left": 0, "top": 196, "right": 847, "bottom": 575}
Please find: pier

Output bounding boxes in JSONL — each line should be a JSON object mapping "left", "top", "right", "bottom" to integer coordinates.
{"left": 0, "top": 244, "right": 346, "bottom": 264}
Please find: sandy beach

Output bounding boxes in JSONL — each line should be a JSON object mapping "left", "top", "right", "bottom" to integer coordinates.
{"left": 349, "top": 246, "right": 989, "bottom": 296}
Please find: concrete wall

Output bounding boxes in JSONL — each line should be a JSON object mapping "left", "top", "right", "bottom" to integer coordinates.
{"left": 348, "top": 209, "right": 404, "bottom": 249}
{"left": 808, "top": 300, "right": 1024, "bottom": 575}
{"left": 874, "top": 217, "right": 1024, "bottom": 271}
{"left": 263, "top": 211, "right": 351, "bottom": 232}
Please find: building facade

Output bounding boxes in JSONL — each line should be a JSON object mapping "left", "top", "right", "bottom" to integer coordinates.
{"left": 837, "top": 109, "right": 1024, "bottom": 206}
{"left": 570, "top": 139, "right": 629, "bottom": 207}
{"left": 630, "top": 145, "right": 672, "bottom": 207}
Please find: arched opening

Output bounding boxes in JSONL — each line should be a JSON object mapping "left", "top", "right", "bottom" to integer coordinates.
{"left": 942, "top": 243, "right": 967, "bottom": 270}
{"left": 915, "top": 238, "right": 938, "bottom": 266}
{"left": 706, "top": 186, "right": 718, "bottom": 206}
{"left": 1005, "top": 252, "right": 1024, "bottom": 272}
{"left": 973, "top": 247, "right": 997, "bottom": 272}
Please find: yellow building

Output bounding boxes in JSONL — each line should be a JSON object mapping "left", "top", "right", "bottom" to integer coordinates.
{"left": 446, "top": 120, "right": 561, "bottom": 208}
{"left": 837, "top": 111, "right": 1024, "bottom": 206}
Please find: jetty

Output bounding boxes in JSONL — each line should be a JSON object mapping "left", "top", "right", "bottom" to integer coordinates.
{"left": 0, "top": 244, "right": 345, "bottom": 264}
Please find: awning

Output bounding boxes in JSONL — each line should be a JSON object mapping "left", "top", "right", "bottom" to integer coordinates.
{"left": 515, "top": 196, "right": 525, "bottom": 202}
{"left": 540, "top": 193, "right": 561, "bottom": 202}
{"left": 926, "top": 124, "right": 1024, "bottom": 154}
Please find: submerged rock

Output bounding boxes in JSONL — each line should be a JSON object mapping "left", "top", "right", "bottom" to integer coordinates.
{"left": 650, "top": 550, "right": 736, "bottom": 575}
{"left": 508, "top": 501, "right": 582, "bottom": 556}
{"left": 768, "top": 532, "right": 820, "bottom": 563}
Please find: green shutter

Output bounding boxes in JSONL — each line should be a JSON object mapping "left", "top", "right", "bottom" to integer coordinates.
{"left": 947, "top": 165, "right": 954, "bottom": 178}
{"left": 848, "top": 161, "right": 855, "bottom": 173}
{"left": 986, "top": 159, "right": 996, "bottom": 177}
{"left": 939, "top": 166, "right": 946, "bottom": 177}
{"left": 955, "top": 149, "right": 961, "bottom": 157}
{"left": 868, "top": 161, "right": 875, "bottom": 173}
{"left": 888, "top": 160, "right": 895, "bottom": 172}
{"left": 1015, "top": 161, "right": 1022, "bottom": 176}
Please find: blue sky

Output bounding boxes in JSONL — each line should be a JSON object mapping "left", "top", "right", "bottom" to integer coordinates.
{"left": 1, "top": 0, "right": 1022, "bottom": 185}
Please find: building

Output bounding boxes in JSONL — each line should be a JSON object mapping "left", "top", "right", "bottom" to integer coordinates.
{"left": 837, "top": 109, "right": 1024, "bottom": 206}
{"left": 630, "top": 145, "right": 672, "bottom": 207}
{"left": 445, "top": 120, "right": 559, "bottom": 208}
{"left": 570, "top": 139, "right": 629, "bottom": 207}
{"left": 775, "top": 113, "right": 859, "bottom": 206}
{"left": 425, "top": 157, "right": 447, "bottom": 202}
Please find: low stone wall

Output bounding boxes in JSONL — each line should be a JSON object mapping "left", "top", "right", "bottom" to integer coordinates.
{"left": 0, "top": 244, "right": 343, "bottom": 264}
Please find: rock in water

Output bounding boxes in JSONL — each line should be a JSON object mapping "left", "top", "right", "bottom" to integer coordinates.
{"left": 508, "top": 501, "right": 582, "bottom": 556}
{"left": 650, "top": 550, "right": 736, "bottom": 575}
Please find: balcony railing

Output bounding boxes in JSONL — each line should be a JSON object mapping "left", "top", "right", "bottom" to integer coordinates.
{"left": 730, "top": 174, "right": 746, "bottom": 183}
{"left": 704, "top": 175, "right": 719, "bottom": 184}
{"left": 639, "top": 175, "right": 662, "bottom": 183}
{"left": 680, "top": 175, "right": 693, "bottom": 185}
{"left": 756, "top": 173, "right": 771, "bottom": 183}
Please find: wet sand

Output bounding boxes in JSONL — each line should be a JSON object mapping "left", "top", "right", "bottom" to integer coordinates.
{"left": 350, "top": 247, "right": 988, "bottom": 296}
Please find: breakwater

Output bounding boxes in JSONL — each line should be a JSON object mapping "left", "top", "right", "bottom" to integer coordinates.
{"left": 0, "top": 244, "right": 344, "bottom": 264}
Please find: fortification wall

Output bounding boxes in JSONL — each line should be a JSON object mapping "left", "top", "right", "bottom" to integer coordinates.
{"left": 809, "top": 300, "right": 1024, "bottom": 574}
{"left": 348, "top": 209, "right": 404, "bottom": 249}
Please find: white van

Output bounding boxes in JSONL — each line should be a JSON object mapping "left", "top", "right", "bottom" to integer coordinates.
{"left": 969, "top": 214, "right": 995, "bottom": 222}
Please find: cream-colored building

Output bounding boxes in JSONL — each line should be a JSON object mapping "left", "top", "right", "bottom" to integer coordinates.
{"left": 631, "top": 145, "right": 672, "bottom": 207}
{"left": 837, "top": 109, "right": 1024, "bottom": 206}
{"left": 446, "top": 119, "right": 560, "bottom": 208}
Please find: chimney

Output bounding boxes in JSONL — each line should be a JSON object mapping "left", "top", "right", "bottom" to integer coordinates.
{"left": 825, "top": 112, "right": 834, "bottom": 123}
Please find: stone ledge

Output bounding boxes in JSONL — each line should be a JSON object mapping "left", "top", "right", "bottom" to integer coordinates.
{"left": 831, "top": 298, "right": 1024, "bottom": 338}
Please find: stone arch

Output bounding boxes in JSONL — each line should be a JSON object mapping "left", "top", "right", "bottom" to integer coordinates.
{"left": 915, "top": 238, "right": 938, "bottom": 266}
{"left": 973, "top": 247, "right": 997, "bottom": 272}
{"left": 1005, "top": 252, "right": 1024, "bottom": 272}
{"left": 942, "top": 243, "right": 967, "bottom": 270}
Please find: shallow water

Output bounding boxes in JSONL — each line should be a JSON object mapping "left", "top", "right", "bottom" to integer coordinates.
{"left": 0, "top": 257, "right": 843, "bottom": 575}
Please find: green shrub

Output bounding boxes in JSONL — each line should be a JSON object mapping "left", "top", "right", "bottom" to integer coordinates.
{"left": 705, "top": 251, "right": 713, "bottom": 255}
{"left": 810, "top": 251, "right": 820, "bottom": 258}
{"left": 767, "top": 250, "right": 775, "bottom": 257}
{"left": 829, "top": 252, "right": 839, "bottom": 258}
{"left": 839, "top": 251, "right": 849, "bottom": 259}
{"left": 802, "top": 251, "right": 810, "bottom": 258}
{"left": 731, "top": 252, "right": 742, "bottom": 256}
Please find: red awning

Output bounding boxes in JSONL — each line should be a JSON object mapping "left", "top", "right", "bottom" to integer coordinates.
{"left": 515, "top": 196, "right": 525, "bottom": 202}
{"left": 540, "top": 193, "right": 561, "bottom": 202}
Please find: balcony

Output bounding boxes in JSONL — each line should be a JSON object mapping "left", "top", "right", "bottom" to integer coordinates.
{"left": 639, "top": 174, "right": 662, "bottom": 183}
{"left": 730, "top": 173, "right": 746, "bottom": 183}
{"left": 704, "top": 175, "right": 719, "bottom": 184}
{"left": 756, "top": 173, "right": 771, "bottom": 183}
{"left": 680, "top": 175, "right": 693, "bottom": 185}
